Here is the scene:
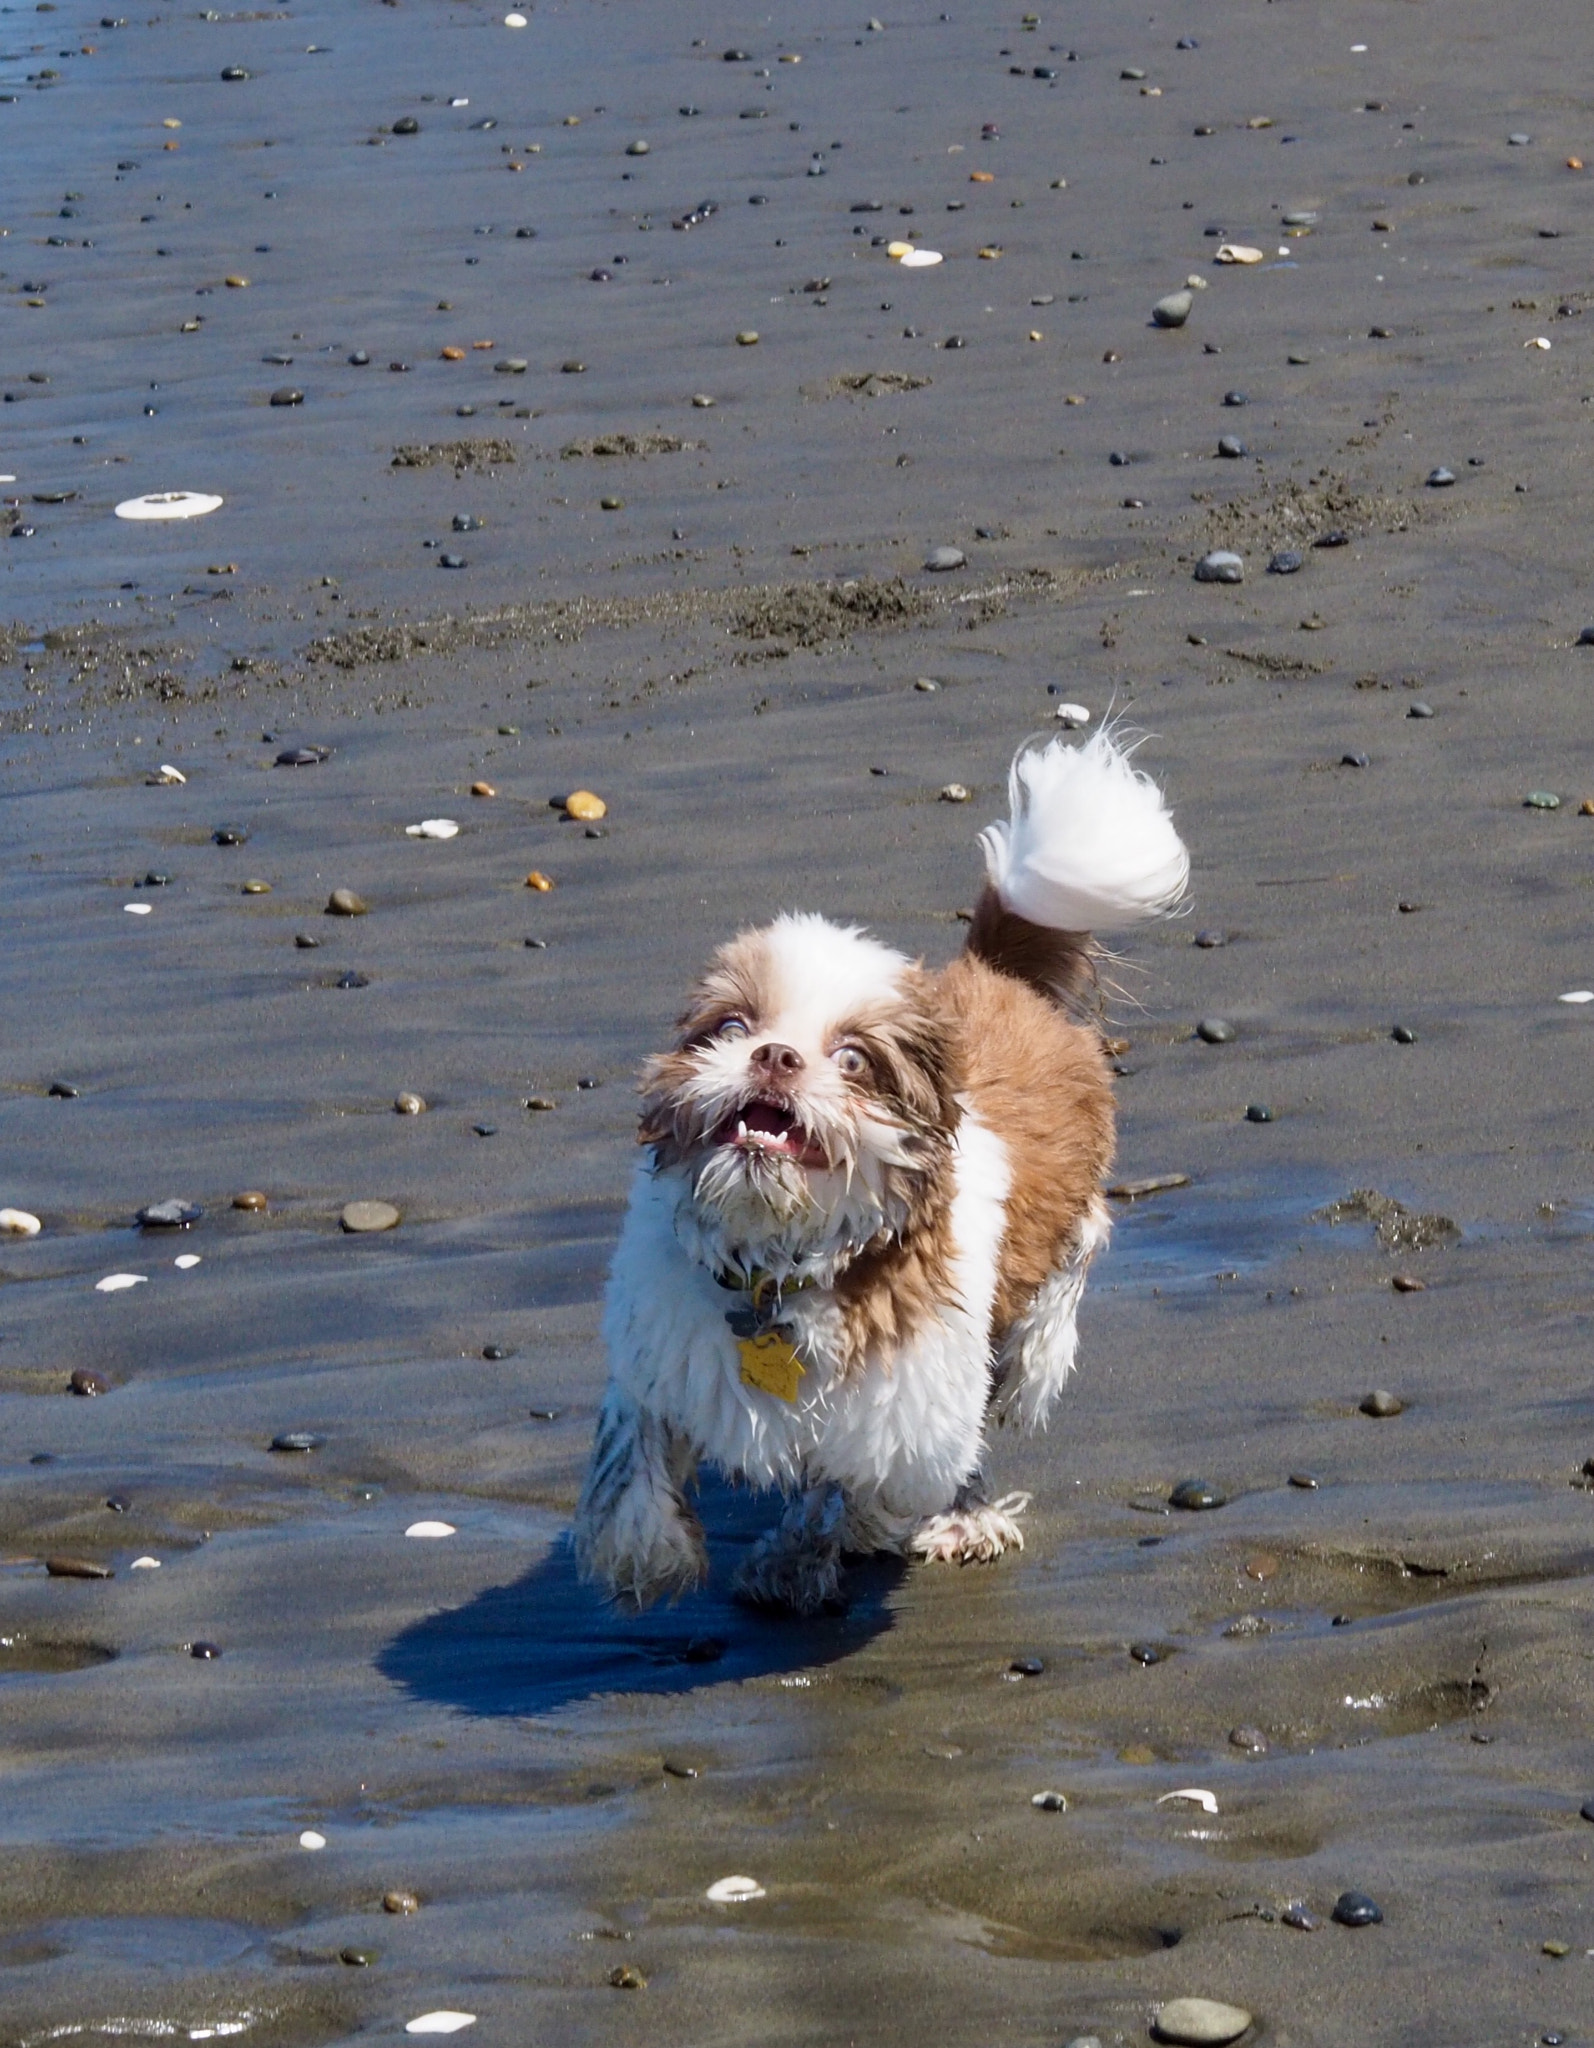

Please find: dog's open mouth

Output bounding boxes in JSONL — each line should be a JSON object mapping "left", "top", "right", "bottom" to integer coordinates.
{"left": 713, "top": 1097, "right": 831, "bottom": 1170}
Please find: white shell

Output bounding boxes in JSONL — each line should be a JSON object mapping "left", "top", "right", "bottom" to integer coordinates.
{"left": 899, "top": 248, "right": 943, "bottom": 268}
{"left": 0, "top": 1209, "right": 41, "bottom": 1237}
{"left": 405, "top": 1520, "right": 457, "bottom": 1539}
{"left": 1156, "top": 1787, "right": 1219, "bottom": 1814}
{"left": 706, "top": 1875, "right": 766, "bottom": 1903}
{"left": 174, "top": 1253, "right": 201, "bottom": 1270}
{"left": 95, "top": 1273, "right": 148, "bottom": 1293}
{"left": 1053, "top": 702, "right": 1091, "bottom": 727}
{"left": 131, "top": 1556, "right": 162, "bottom": 1569}
{"left": 152, "top": 764, "right": 187, "bottom": 784}
{"left": 299, "top": 1830, "right": 327, "bottom": 1849}
{"left": 114, "top": 491, "right": 224, "bottom": 521}
{"left": 124, "top": 903, "right": 153, "bottom": 915}
{"left": 1214, "top": 243, "right": 1264, "bottom": 265}
{"left": 406, "top": 2017, "right": 477, "bottom": 2037}
{"left": 406, "top": 818, "right": 460, "bottom": 839}
{"left": 1558, "top": 990, "right": 1594, "bottom": 1004}
{"left": 503, "top": 9, "right": 527, "bottom": 22}
{"left": 1528, "top": 336, "right": 1552, "bottom": 350}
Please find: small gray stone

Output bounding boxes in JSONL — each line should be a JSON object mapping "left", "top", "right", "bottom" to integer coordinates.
{"left": 923, "top": 545, "right": 966, "bottom": 571}
{"left": 326, "top": 888, "right": 367, "bottom": 916}
{"left": 1360, "top": 1389, "right": 1405, "bottom": 1417}
{"left": 341, "top": 1200, "right": 400, "bottom": 1233}
{"left": 1331, "top": 1889, "right": 1383, "bottom": 1926}
{"left": 1153, "top": 290, "right": 1193, "bottom": 328}
{"left": 1507, "top": 131, "right": 1532, "bottom": 146}
{"left": 1217, "top": 434, "right": 1246, "bottom": 458}
{"left": 1426, "top": 466, "right": 1455, "bottom": 488}
{"left": 1170, "top": 1477, "right": 1226, "bottom": 1510}
{"left": 1194, "top": 550, "right": 1243, "bottom": 583}
{"left": 1281, "top": 1901, "right": 1318, "bottom": 1930}
{"left": 1268, "top": 549, "right": 1302, "bottom": 574}
{"left": 1228, "top": 1724, "right": 1268, "bottom": 1754}
{"left": 269, "top": 387, "right": 304, "bottom": 407}
{"left": 1152, "top": 1996, "right": 1253, "bottom": 2046}
{"left": 138, "top": 1199, "right": 201, "bottom": 1229}
{"left": 625, "top": 138, "right": 649, "bottom": 155}
{"left": 1407, "top": 701, "right": 1434, "bottom": 718}
{"left": 1524, "top": 790, "right": 1560, "bottom": 809}
{"left": 1196, "top": 1018, "right": 1235, "bottom": 1044}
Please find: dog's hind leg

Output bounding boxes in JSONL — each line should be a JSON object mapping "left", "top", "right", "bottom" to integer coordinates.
{"left": 572, "top": 1391, "right": 707, "bottom": 1608}
{"left": 733, "top": 1483, "right": 847, "bottom": 1615}
{"left": 908, "top": 1473, "right": 1031, "bottom": 1566}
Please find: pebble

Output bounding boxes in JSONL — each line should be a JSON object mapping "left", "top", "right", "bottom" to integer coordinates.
{"left": 1054, "top": 702, "right": 1091, "bottom": 727}
{"left": 405, "top": 2017, "right": 475, "bottom": 2038}
{"left": 1577, "top": 627, "right": 1594, "bottom": 647}
{"left": 1288, "top": 1471, "right": 1319, "bottom": 1489}
{"left": 392, "top": 115, "right": 420, "bottom": 135}
{"left": 609, "top": 1965, "right": 646, "bottom": 1990}
{"left": 1407, "top": 701, "right": 1434, "bottom": 718}
{"left": 525, "top": 870, "right": 554, "bottom": 892}
{"left": 138, "top": 1199, "right": 201, "bottom": 1229}
{"left": 46, "top": 1557, "right": 114, "bottom": 1579}
{"left": 1268, "top": 550, "right": 1302, "bottom": 574}
{"left": 189, "top": 1640, "right": 222, "bottom": 1659}
{"left": 395, "top": 1092, "right": 426, "bottom": 1115}
{"left": 407, "top": 819, "right": 460, "bottom": 839}
{"left": 526, "top": 1095, "right": 557, "bottom": 1111}
{"left": 1342, "top": 751, "right": 1370, "bottom": 768}
{"left": 1196, "top": 1018, "right": 1235, "bottom": 1044}
{"left": 174, "top": 1254, "right": 201, "bottom": 1272}
{"left": 326, "top": 889, "right": 367, "bottom": 915}
{"left": 213, "top": 825, "right": 249, "bottom": 846}
{"left": 1391, "top": 1273, "right": 1425, "bottom": 1293}
{"left": 1153, "top": 290, "right": 1193, "bottom": 328}
{"left": 1391, "top": 1025, "right": 1417, "bottom": 1043}
{"left": 0, "top": 1208, "right": 41, "bottom": 1236}
{"left": 1217, "top": 434, "right": 1246, "bottom": 458}
{"left": 940, "top": 783, "right": 971, "bottom": 803}
{"left": 384, "top": 1890, "right": 421, "bottom": 1914}
{"left": 276, "top": 746, "right": 327, "bottom": 767}
{"left": 1215, "top": 243, "right": 1264, "bottom": 264}
{"left": 1010, "top": 1654, "right": 1045, "bottom": 1676}
{"left": 1194, "top": 550, "right": 1243, "bottom": 583}
{"left": 1130, "top": 1642, "right": 1164, "bottom": 1665}
{"left": 1193, "top": 930, "right": 1226, "bottom": 948}
{"left": 95, "top": 1273, "right": 147, "bottom": 1293}
{"left": 1223, "top": 390, "right": 1248, "bottom": 406}
{"left": 405, "top": 1520, "right": 456, "bottom": 1539}
{"left": 1228, "top": 1725, "right": 1268, "bottom": 1754}
{"left": 625, "top": 139, "right": 649, "bottom": 156}
{"left": 341, "top": 1948, "right": 378, "bottom": 1968}
{"left": 706, "top": 1876, "right": 765, "bottom": 1903}
{"left": 1331, "top": 1890, "right": 1383, "bottom": 1927}
{"left": 564, "top": 789, "right": 607, "bottom": 820}
{"left": 1170, "top": 1477, "right": 1226, "bottom": 1510}
{"left": 1360, "top": 1389, "right": 1405, "bottom": 1417}
{"left": 269, "top": 388, "right": 303, "bottom": 407}
{"left": 470, "top": 780, "right": 496, "bottom": 798}
{"left": 1508, "top": 131, "right": 1532, "bottom": 146}
{"left": 271, "top": 1431, "right": 323, "bottom": 1453}
{"left": 70, "top": 1368, "right": 110, "bottom": 1396}
{"left": 241, "top": 880, "right": 271, "bottom": 895}
{"left": 924, "top": 545, "right": 966, "bottom": 571}
{"left": 1152, "top": 1997, "right": 1253, "bottom": 2045}
{"left": 1031, "top": 1789, "right": 1069, "bottom": 1810}
{"left": 1524, "top": 790, "right": 1560, "bottom": 809}
{"left": 1426, "top": 466, "right": 1455, "bottom": 487}
{"left": 1245, "top": 1103, "right": 1273, "bottom": 1123}
{"left": 341, "top": 1200, "right": 400, "bottom": 1233}
{"left": 735, "top": 330, "right": 759, "bottom": 346}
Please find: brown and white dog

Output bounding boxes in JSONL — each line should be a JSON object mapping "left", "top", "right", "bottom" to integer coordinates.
{"left": 573, "top": 729, "right": 1189, "bottom": 1613}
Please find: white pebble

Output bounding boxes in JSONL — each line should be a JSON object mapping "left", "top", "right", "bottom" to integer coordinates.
{"left": 0, "top": 1209, "right": 41, "bottom": 1237}
{"left": 706, "top": 1875, "right": 766, "bottom": 1903}
{"left": 174, "top": 1253, "right": 202, "bottom": 1270}
{"left": 406, "top": 818, "right": 460, "bottom": 839}
{"left": 450, "top": 97, "right": 469, "bottom": 107}
{"left": 1053, "top": 702, "right": 1091, "bottom": 727}
{"left": 124, "top": 903, "right": 153, "bottom": 916}
{"left": 503, "top": 9, "right": 527, "bottom": 22}
{"left": 1527, "top": 336, "right": 1552, "bottom": 350}
{"left": 1157, "top": 1787, "right": 1219, "bottom": 1814}
{"left": 299, "top": 1830, "right": 327, "bottom": 1850}
{"left": 114, "top": 491, "right": 223, "bottom": 522}
{"left": 131, "top": 1556, "right": 162, "bottom": 1569}
{"left": 154, "top": 763, "right": 186, "bottom": 784}
{"left": 1214, "top": 243, "right": 1264, "bottom": 265}
{"left": 899, "top": 248, "right": 943, "bottom": 268}
{"left": 95, "top": 1273, "right": 148, "bottom": 1293}
{"left": 405, "top": 1520, "right": 457, "bottom": 1539}
{"left": 1351, "top": 42, "right": 1368, "bottom": 50}
{"left": 406, "top": 2016, "right": 477, "bottom": 2036}
{"left": 1557, "top": 990, "right": 1594, "bottom": 1004}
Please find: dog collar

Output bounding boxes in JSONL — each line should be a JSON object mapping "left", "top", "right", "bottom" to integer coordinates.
{"left": 713, "top": 1263, "right": 815, "bottom": 1339}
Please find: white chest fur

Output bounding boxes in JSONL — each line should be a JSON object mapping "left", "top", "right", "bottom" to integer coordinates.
{"left": 601, "top": 1109, "right": 1012, "bottom": 1517}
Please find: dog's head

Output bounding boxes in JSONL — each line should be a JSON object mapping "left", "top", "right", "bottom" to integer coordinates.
{"left": 639, "top": 914, "right": 960, "bottom": 1276}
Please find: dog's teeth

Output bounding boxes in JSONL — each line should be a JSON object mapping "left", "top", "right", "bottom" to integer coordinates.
{"left": 737, "top": 1119, "right": 748, "bottom": 1141}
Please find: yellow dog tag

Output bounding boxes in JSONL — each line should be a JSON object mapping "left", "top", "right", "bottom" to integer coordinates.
{"left": 737, "top": 1330, "right": 805, "bottom": 1403}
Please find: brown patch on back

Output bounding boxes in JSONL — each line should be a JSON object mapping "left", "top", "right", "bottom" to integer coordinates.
{"left": 963, "top": 884, "right": 1099, "bottom": 1018}
{"left": 937, "top": 952, "right": 1116, "bottom": 1335}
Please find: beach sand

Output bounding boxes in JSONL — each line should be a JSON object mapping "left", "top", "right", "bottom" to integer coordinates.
{"left": 3, "top": 1, "right": 1594, "bottom": 2041}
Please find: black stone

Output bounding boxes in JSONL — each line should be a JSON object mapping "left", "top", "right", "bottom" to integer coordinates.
{"left": 275, "top": 746, "right": 324, "bottom": 766}
{"left": 473, "top": 1122, "right": 496, "bottom": 1136}
{"left": 1223, "top": 390, "right": 1247, "bottom": 406}
{"left": 452, "top": 513, "right": 483, "bottom": 532}
{"left": 1129, "top": 1642, "right": 1163, "bottom": 1664}
{"left": 189, "top": 1641, "right": 222, "bottom": 1660}
{"left": 1314, "top": 529, "right": 1349, "bottom": 547}
{"left": 1170, "top": 1476, "right": 1226, "bottom": 1510}
{"left": 1392, "top": 1024, "right": 1417, "bottom": 1044}
{"left": 1269, "top": 550, "right": 1303, "bottom": 574}
{"left": 220, "top": 65, "right": 249, "bottom": 80}
{"left": 70, "top": 1369, "right": 109, "bottom": 1397}
{"left": 138, "top": 1200, "right": 201, "bottom": 1229}
{"left": 213, "top": 825, "right": 249, "bottom": 845}
{"left": 1245, "top": 1103, "right": 1273, "bottom": 1123}
{"left": 1580, "top": 1798, "right": 1594, "bottom": 1823}
{"left": 144, "top": 872, "right": 171, "bottom": 886}
{"left": 482, "top": 1345, "right": 516, "bottom": 1361}
{"left": 528, "top": 1406, "right": 561, "bottom": 1421}
{"left": 1341, "top": 751, "right": 1371, "bottom": 768}
{"left": 271, "top": 1431, "right": 323, "bottom": 1453}
{"left": 1288, "top": 1471, "right": 1320, "bottom": 1489}
{"left": 1009, "top": 1655, "right": 1045, "bottom": 1676}
{"left": 392, "top": 115, "right": 420, "bottom": 134}
{"left": 1193, "top": 929, "right": 1227, "bottom": 948}
{"left": 294, "top": 933, "right": 320, "bottom": 948}
{"left": 269, "top": 388, "right": 304, "bottom": 407}
{"left": 439, "top": 553, "right": 467, "bottom": 569}
{"left": 1217, "top": 434, "right": 1246, "bottom": 458}
{"left": 48, "top": 1081, "right": 79, "bottom": 1098}
{"left": 348, "top": 350, "right": 370, "bottom": 366}
{"left": 335, "top": 971, "right": 369, "bottom": 989}
{"left": 1426, "top": 466, "right": 1455, "bottom": 488}
{"left": 1331, "top": 1890, "right": 1383, "bottom": 1927}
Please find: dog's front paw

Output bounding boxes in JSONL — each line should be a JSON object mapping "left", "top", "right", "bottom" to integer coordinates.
{"left": 576, "top": 1501, "right": 708, "bottom": 1610}
{"left": 910, "top": 1491, "right": 1031, "bottom": 1566}
{"left": 732, "top": 1486, "right": 846, "bottom": 1615}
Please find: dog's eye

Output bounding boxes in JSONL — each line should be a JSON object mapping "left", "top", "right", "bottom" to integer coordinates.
{"left": 832, "top": 1044, "right": 869, "bottom": 1079}
{"left": 718, "top": 1016, "right": 750, "bottom": 1040}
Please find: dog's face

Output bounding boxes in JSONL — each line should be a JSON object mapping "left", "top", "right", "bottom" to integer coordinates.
{"left": 639, "top": 914, "right": 960, "bottom": 1275}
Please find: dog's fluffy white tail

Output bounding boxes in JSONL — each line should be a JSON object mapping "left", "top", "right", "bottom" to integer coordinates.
{"left": 977, "top": 727, "right": 1189, "bottom": 933}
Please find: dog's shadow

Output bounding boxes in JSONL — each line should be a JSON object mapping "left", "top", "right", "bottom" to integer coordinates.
{"left": 377, "top": 1480, "right": 904, "bottom": 1718}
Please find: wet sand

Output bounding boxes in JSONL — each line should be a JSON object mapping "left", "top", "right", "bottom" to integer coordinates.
{"left": 4, "top": 1, "right": 1594, "bottom": 2042}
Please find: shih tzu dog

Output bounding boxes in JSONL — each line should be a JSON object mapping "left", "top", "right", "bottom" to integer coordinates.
{"left": 573, "top": 728, "right": 1189, "bottom": 1614}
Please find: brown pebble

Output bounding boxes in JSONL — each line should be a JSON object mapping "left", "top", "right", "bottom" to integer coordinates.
{"left": 1243, "top": 1553, "right": 1278, "bottom": 1582}
{"left": 69, "top": 1368, "right": 110, "bottom": 1397}
{"left": 224, "top": 274, "right": 249, "bottom": 288}
{"left": 383, "top": 1890, "right": 420, "bottom": 1914}
{"left": 1229, "top": 1724, "right": 1269, "bottom": 1753}
{"left": 441, "top": 346, "right": 465, "bottom": 361}
{"left": 241, "top": 879, "right": 271, "bottom": 895}
{"left": 524, "top": 870, "right": 554, "bottom": 891}
{"left": 1391, "top": 1273, "right": 1426, "bottom": 1293}
{"left": 394, "top": 1092, "right": 427, "bottom": 1116}
{"left": 563, "top": 790, "right": 607, "bottom": 821}
{"left": 470, "top": 781, "right": 496, "bottom": 798}
{"left": 232, "top": 1191, "right": 269, "bottom": 1212}
{"left": 1579, "top": 798, "right": 1594, "bottom": 816}
{"left": 1360, "top": 1388, "right": 1405, "bottom": 1418}
{"left": 326, "top": 888, "right": 368, "bottom": 916}
{"left": 46, "top": 1556, "right": 114, "bottom": 1579}
{"left": 609, "top": 1965, "right": 647, "bottom": 1990}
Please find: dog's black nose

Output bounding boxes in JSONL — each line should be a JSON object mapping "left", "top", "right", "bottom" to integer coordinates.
{"left": 750, "top": 1041, "right": 804, "bottom": 1077}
